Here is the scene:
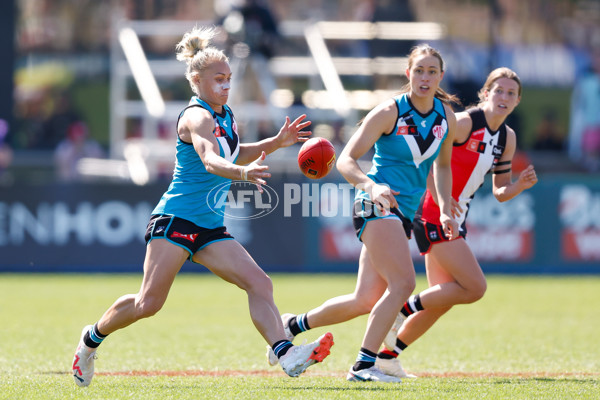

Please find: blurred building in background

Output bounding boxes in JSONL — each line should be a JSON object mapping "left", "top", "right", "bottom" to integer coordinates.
{"left": 3, "top": 0, "right": 599, "bottom": 183}
{"left": 2, "top": 0, "right": 600, "bottom": 273}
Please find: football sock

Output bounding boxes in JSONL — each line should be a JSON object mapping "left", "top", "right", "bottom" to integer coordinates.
{"left": 377, "top": 348, "right": 398, "bottom": 359}
{"left": 272, "top": 340, "right": 294, "bottom": 358}
{"left": 83, "top": 323, "right": 107, "bottom": 349}
{"left": 377, "top": 339, "right": 408, "bottom": 359}
{"left": 400, "top": 294, "right": 424, "bottom": 318}
{"left": 288, "top": 313, "right": 310, "bottom": 336}
{"left": 352, "top": 347, "right": 377, "bottom": 371}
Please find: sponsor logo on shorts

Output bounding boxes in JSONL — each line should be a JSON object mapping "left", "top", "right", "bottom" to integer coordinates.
{"left": 171, "top": 231, "right": 199, "bottom": 242}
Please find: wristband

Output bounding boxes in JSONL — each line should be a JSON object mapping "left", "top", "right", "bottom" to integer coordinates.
{"left": 241, "top": 167, "right": 248, "bottom": 181}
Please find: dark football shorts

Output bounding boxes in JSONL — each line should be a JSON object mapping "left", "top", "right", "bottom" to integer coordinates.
{"left": 145, "top": 214, "right": 234, "bottom": 262}
{"left": 352, "top": 199, "right": 412, "bottom": 241}
{"left": 412, "top": 216, "right": 466, "bottom": 255}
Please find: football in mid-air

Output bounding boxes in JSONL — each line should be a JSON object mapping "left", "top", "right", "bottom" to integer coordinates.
{"left": 298, "top": 137, "right": 336, "bottom": 179}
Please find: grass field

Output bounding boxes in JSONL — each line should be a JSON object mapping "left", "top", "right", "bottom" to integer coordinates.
{"left": 1, "top": 273, "right": 599, "bottom": 399}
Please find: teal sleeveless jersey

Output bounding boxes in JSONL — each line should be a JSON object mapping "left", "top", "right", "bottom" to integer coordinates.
{"left": 356, "top": 94, "right": 449, "bottom": 220}
{"left": 152, "top": 97, "right": 240, "bottom": 229}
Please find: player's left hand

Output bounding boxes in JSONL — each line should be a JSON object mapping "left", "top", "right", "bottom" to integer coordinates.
{"left": 518, "top": 164, "right": 538, "bottom": 189}
{"left": 440, "top": 214, "right": 459, "bottom": 240}
{"left": 242, "top": 151, "right": 270, "bottom": 193}
{"left": 276, "top": 115, "right": 312, "bottom": 148}
{"left": 450, "top": 197, "right": 464, "bottom": 219}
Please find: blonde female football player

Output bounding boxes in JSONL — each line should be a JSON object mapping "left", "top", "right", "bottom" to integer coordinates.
{"left": 71, "top": 26, "right": 333, "bottom": 387}
{"left": 377, "top": 67, "right": 538, "bottom": 378}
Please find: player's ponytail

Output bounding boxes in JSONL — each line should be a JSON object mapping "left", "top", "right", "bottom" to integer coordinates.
{"left": 175, "top": 26, "right": 229, "bottom": 95}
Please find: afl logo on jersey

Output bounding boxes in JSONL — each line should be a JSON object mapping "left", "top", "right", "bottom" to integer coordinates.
{"left": 432, "top": 125, "right": 446, "bottom": 140}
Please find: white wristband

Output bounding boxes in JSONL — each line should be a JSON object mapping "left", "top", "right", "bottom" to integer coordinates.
{"left": 241, "top": 167, "right": 248, "bottom": 181}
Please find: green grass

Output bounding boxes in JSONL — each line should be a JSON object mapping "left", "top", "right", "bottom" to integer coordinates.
{"left": 1, "top": 273, "right": 599, "bottom": 399}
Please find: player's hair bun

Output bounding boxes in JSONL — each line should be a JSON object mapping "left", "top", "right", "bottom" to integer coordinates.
{"left": 175, "top": 27, "right": 217, "bottom": 64}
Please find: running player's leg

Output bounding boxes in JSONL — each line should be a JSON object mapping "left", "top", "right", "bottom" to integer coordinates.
{"left": 359, "top": 218, "right": 415, "bottom": 353}
{"left": 73, "top": 239, "right": 187, "bottom": 386}
{"left": 266, "top": 243, "right": 386, "bottom": 367}
{"left": 393, "top": 251, "right": 454, "bottom": 346}
{"left": 379, "top": 237, "right": 487, "bottom": 378}
{"left": 194, "top": 239, "right": 333, "bottom": 376}
{"left": 301, "top": 244, "right": 387, "bottom": 329}
{"left": 194, "top": 239, "right": 286, "bottom": 344}
{"left": 375, "top": 242, "right": 454, "bottom": 378}
{"left": 416, "top": 238, "right": 487, "bottom": 310}
{"left": 392, "top": 238, "right": 485, "bottom": 344}
{"left": 98, "top": 239, "right": 188, "bottom": 334}
{"left": 346, "top": 218, "right": 414, "bottom": 383}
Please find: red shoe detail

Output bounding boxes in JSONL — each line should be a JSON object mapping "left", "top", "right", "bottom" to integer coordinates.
{"left": 73, "top": 353, "right": 82, "bottom": 376}
{"left": 309, "top": 332, "right": 334, "bottom": 363}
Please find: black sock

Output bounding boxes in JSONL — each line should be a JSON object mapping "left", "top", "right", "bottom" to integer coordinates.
{"left": 352, "top": 347, "right": 377, "bottom": 371}
{"left": 378, "top": 339, "right": 409, "bottom": 357}
{"left": 288, "top": 313, "right": 310, "bottom": 336}
{"left": 395, "top": 338, "right": 408, "bottom": 352}
{"left": 377, "top": 348, "right": 399, "bottom": 359}
{"left": 272, "top": 340, "right": 293, "bottom": 358}
{"left": 401, "top": 294, "right": 424, "bottom": 318}
{"left": 83, "top": 323, "right": 107, "bottom": 349}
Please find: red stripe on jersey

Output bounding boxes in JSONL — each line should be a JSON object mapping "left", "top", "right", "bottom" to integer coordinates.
{"left": 420, "top": 136, "right": 485, "bottom": 224}
{"left": 471, "top": 128, "right": 485, "bottom": 140}
{"left": 451, "top": 142, "right": 482, "bottom": 200}
{"left": 419, "top": 109, "right": 505, "bottom": 227}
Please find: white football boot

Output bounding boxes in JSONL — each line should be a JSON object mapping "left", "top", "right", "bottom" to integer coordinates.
{"left": 72, "top": 325, "right": 97, "bottom": 387}
{"left": 279, "top": 332, "right": 334, "bottom": 377}
{"left": 346, "top": 365, "right": 402, "bottom": 383}
{"left": 376, "top": 357, "right": 417, "bottom": 378}
{"left": 266, "top": 313, "right": 296, "bottom": 366}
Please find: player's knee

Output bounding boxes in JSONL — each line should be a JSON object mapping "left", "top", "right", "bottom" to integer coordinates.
{"left": 136, "top": 295, "right": 165, "bottom": 319}
{"left": 388, "top": 278, "right": 416, "bottom": 300}
{"left": 354, "top": 285, "right": 391, "bottom": 314}
{"left": 354, "top": 295, "right": 378, "bottom": 315}
{"left": 465, "top": 280, "right": 487, "bottom": 303}
{"left": 245, "top": 272, "right": 273, "bottom": 297}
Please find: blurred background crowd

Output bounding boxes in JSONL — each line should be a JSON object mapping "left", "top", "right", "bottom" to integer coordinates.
{"left": 1, "top": 0, "right": 600, "bottom": 184}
